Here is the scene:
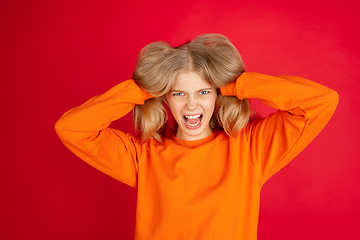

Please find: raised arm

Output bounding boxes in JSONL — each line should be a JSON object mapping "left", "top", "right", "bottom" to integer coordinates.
{"left": 54, "top": 80, "right": 153, "bottom": 188}
{"left": 221, "top": 72, "right": 339, "bottom": 185}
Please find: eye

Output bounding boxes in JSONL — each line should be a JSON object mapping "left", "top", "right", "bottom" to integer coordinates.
{"left": 172, "top": 92, "right": 184, "bottom": 96}
{"left": 199, "top": 90, "right": 210, "bottom": 95}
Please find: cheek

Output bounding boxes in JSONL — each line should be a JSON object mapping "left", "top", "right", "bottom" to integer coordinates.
{"left": 204, "top": 97, "right": 217, "bottom": 112}
{"left": 167, "top": 99, "right": 183, "bottom": 116}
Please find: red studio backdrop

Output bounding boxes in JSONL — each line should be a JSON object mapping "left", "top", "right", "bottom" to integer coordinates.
{"left": 1, "top": 0, "right": 359, "bottom": 239}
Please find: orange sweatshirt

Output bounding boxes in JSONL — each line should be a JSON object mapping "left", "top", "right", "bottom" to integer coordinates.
{"left": 55, "top": 72, "right": 338, "bottom": 240}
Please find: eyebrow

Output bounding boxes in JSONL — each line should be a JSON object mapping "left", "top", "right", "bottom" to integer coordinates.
{"left": 170, "top": 87, "right": 213, "bottom": 92}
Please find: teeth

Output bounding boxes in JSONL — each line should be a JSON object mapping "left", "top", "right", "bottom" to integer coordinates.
{"left": 184, "top": 114, "right": 201, "bottom": 119}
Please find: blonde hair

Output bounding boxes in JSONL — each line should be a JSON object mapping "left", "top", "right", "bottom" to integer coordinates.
{"left": 132, "top": 33, "right": 251, "bottom": 142}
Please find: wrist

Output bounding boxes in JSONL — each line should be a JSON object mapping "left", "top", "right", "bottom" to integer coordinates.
{"left": 141, "top": 89, "right": 154, "bottom": 101}
{"left": 220, "top": 81, "right": 237, "bottom": 96}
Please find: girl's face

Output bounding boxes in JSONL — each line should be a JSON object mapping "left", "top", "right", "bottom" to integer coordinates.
{"left": 167, "top": 72, "right": 217, "bottom": 141}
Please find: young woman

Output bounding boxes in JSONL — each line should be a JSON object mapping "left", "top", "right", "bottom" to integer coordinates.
{"left": 55, "top": 34, "right": 338, "bottom": 240}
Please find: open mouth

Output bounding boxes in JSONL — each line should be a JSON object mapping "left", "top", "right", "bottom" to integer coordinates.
{"left": 183, "top": 114, "right": 203, "bottom": 128}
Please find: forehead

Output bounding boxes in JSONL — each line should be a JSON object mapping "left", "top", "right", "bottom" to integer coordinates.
{"left": 172, "top": 72, "right": 214, "bottom": 91}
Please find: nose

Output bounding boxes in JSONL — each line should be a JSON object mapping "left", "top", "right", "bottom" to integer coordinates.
{"left": 186, "top": 95, "right": 198, "bottom": 110}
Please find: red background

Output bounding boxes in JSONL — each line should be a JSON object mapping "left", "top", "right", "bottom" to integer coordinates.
{"left": 1, "top": 0, "right": 359, "bottom": 239}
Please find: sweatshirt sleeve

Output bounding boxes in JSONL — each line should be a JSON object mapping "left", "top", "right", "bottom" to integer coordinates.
{"left": 54, "top": 80, "right": 153, "bottom": 188}
{"left": 221, "top": 72, "right": 339, "bottom": 186}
